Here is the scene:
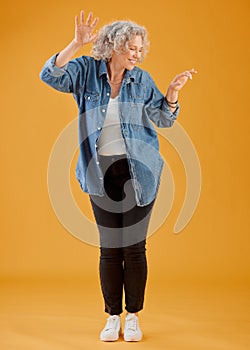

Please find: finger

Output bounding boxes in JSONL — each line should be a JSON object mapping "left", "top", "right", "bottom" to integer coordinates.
{"left": 175, "top": 73, "right": 189, "bottom": 82}
{"left": 172, "top": 80, "right": 182, "bottom": 86}
{"left": 178, "top": 72, "right": 192, "bottom": 80}
{"left": 80, "top": 10, "right": 84, "bottom": 25}
{"left": 176, "top": 71, "right": 189, "bottom": 77}
{"left": 86, "top": 12, "right": 93, "bottom": 25}
{"left": 75, "top": 15, "right": 79, "bottom": 27}
{"left": 90, "top": 32, "right": 99, "bottom": 42}
{"left": 90, "top": 17, "right": 99, "bottom": 29}
{"left": 184, "top": 70, "right": 193, "bottom": 79}
{"left": 189, "top": 68, "right": 198, "bottom": 75}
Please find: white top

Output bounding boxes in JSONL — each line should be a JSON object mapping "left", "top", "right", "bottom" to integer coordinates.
{"left": 97, "top": 96, "right": 126, "bottom": 156}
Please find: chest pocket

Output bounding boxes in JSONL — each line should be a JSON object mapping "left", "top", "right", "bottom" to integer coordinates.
{"left": 130, "top": 83, "right": 145, "bottom": 104}
{"left": 128, "top": 83, "right": 145, "bottom": 129}
{"left": 84, "top": 91, "right": 101, "bottom": 110}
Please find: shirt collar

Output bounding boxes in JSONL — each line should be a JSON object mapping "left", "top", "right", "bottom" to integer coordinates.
{"left": 98, "top": 60, "right": 137, "bottom": 83}
{"left": 124, "top": 69, "right": 136, "bottom": 83}
{"left": 98, "top": 60, "right": 108, "bottom": 78}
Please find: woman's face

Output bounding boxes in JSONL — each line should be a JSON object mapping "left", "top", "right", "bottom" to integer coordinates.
{"left": 110, "top": 35, "right": 143, "bottom": 71}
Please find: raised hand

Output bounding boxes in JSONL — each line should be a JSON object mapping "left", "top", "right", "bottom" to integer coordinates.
{"left": 75, "top": 10, "right": 99, "bottom": 47}
{"left": 169, "top": 68, "right": 198, "bottom": 92}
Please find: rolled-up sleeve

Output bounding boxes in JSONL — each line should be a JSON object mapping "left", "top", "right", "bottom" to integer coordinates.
{"left": 43, "top": 53, "right": 69, "bottom": 77}
{"left": 144, "top": 72, "right": 180, "bottom": 128}
{"left": 39, "top": 53, "right": 87, "bottom": 93}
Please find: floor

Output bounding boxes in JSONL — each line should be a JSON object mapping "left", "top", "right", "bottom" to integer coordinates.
{"left": 0, "top": 278, "right": 249, "bottom": 350}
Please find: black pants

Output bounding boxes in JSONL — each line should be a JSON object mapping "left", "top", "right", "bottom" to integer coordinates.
{"left": 89, "top": 154, "right": 155, "bottom": 315}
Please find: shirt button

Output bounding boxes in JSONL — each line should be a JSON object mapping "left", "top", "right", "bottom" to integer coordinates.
{"left": 87, "top": 96, "right": 91, "bottom": 100}
{"left": 96, "top": 161, "right": 100, "bottom": 165}
{"left": 99, "top": 177, "right": 103, "bottom": 180}
{"left": 102, "top": 109, "right": 106, "bottom": 113}
{"left": 97, "top": 126, "right": 101, "bottom": 130}
{"left": 95, "top": 144, "right": 97, "bottom": 148}
{"left": 106, "top": 92, "right": 110, "bottom": 96}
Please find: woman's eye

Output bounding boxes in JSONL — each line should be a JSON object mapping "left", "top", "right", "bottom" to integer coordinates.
{"left": 129, "top": 48, "right": 143, "bottom": 53}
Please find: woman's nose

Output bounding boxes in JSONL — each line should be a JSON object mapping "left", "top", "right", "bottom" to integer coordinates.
{"left": 133, "top": 50, "right": 140, "bottom": 58}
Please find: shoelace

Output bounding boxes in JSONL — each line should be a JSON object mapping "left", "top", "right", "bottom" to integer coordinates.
{"left": 126, "top": 316, "right": 138, "bottom": 331}
{"left": 105, "top": 316, "right": 119, "bottom": 331}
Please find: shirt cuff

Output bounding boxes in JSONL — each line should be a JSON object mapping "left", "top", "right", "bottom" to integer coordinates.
{"left": 162, "top": 97, "right": 180, "bottom": 119}
{"left": 45, "top": 53, "right": 69, "bottom": 77}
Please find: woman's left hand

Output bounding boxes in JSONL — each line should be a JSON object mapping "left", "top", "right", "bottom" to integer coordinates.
{"left": 168, "top": 68, "right": 198, "bottom": 92}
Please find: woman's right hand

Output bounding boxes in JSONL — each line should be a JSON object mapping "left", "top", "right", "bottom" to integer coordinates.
{"left": 74, "top": 10, "right": 99, "bottom": 48}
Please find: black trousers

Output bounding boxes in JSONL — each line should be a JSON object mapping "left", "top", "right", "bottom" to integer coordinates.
{"left": 89, "top": 154, "right": 155, "bottom": 315}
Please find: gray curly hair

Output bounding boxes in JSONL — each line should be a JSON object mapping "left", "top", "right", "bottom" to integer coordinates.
{"left": 91, "top": 20, "right": 149, "bottom": 63}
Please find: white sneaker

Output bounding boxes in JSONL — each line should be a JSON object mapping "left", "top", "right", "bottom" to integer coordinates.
{"left": 124, "top": 313, "right": 142, "bottom": 342}
{"left": 100, "top": 315, "right": 121, "bottom": 341}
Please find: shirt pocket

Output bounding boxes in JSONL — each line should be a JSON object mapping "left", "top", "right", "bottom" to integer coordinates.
{"left": 129, "top": 83, "right": 145, "bottom": 129}
{"left": 130, "top": 82, "right": 145, "bottom": 104}
{"left": 84, "top": 90, "right": 101, "bottom": 110}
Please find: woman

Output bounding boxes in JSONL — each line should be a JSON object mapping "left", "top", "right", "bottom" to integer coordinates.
{"left": 40, "top": 10, "right": 197, "bottom": 342}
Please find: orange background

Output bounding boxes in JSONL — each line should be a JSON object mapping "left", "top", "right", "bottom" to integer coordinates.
{"left": 1, "top": 0, "right": 249, "bottom": 284}
{"left": 0, "top": 1, "right": 250, "bottom": 348}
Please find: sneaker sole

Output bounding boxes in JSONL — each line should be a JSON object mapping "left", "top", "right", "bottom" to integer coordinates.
{"left": 100, "top": 328, "right": 122, "bottom": 342}
{"left": 124, "top": 335, "right": 142, "bottom": 342}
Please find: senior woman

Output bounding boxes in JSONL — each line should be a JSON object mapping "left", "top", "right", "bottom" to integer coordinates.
{"left": 40, "top": 10, "right": 197, "bottom": 342}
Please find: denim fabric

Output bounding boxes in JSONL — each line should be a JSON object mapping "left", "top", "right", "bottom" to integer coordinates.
{"left": 40, "top": 53, "right": 180, "bottom": 206}
{"left": 89, "top": 155, "right": 155, "bottom": 314}
{"left": 99, "top": 240, "right": 148, "bottom": 315}
{"left": 90, "top": 154, "right": 155, "bottom": 248}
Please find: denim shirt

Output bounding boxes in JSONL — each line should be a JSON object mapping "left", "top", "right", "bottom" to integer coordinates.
{"left": 40, "top": 53, "right": 180, "bottom": 206}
